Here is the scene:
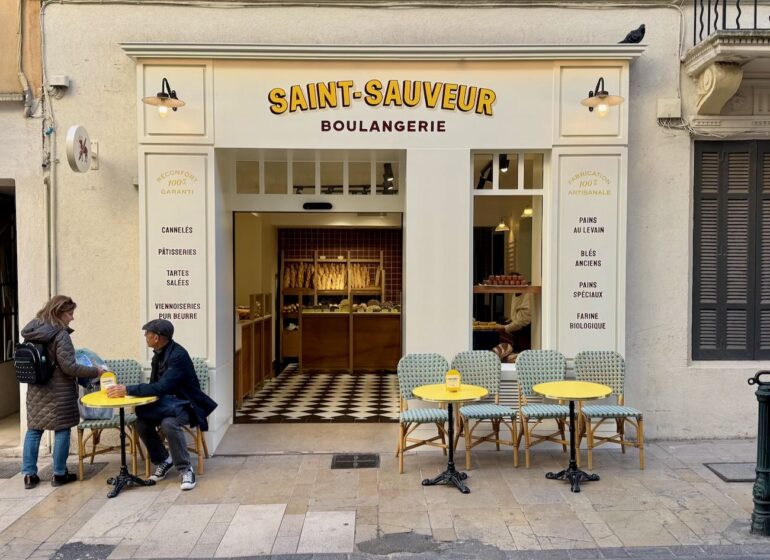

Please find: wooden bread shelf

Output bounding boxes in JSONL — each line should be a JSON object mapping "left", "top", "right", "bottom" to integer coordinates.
{"left": 473, "top": 285, "right": 541, "bottom": 294}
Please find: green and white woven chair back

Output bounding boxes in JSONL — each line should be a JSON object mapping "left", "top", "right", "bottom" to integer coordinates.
{"left": 396, "top": 353, "right": 449, "bottom": 400}
{"left": 450, "top": 351, "right": 501, "bottom": 396}
{"left": 191, "top": 358, "right": 210, "bottom": 394}
{"left": 574, "top": 350, "right": 625, "bottom": 396}
{"left": 516, "top": 349, "right": 566, "bottom": 397}
{"left": 105, "top": 359, "right": 143, "bottom": 385}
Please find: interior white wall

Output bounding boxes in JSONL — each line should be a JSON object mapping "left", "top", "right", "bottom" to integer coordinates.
{"left": 235, "top": 213, "right": 263, "bottom": 307}
{"left": 404, "top": 150, "right": 471, "bottom": 360}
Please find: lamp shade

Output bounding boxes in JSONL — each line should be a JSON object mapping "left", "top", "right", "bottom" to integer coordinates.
{"left": 141, "top": 94, "right": 185, "bottom": 109}
{"left": 521, "top": 207, "right": 533, "bottom": 218}
{"left": 495, "top": 218, "right": 510, "bottom": 232}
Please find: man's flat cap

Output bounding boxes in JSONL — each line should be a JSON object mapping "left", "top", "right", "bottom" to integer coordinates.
{"left": 142, "top": 318, "right": 174, "bottom": 339}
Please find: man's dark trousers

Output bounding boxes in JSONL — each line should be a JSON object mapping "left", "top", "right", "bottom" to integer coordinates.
{"left": 136, "top": 408, "right": 192, "bottom": 472}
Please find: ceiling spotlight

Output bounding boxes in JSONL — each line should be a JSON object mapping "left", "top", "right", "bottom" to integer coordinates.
{"left": 495, "top": 218, "right": 510, "bottom": 232}
{"left": 141, "top": 77, "right": 185, "bottom": 118}
{"left": 499, "top": 154, "right": 510, "bottom": 173}
{"left": 383, "top": 163, "right": 395, "bottom": 183}
{"left": 580, "top": 77, "right": 624, "bottom": 117}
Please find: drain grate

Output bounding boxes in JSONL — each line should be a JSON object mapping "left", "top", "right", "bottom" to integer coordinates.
{"left": 704, "top": 462, "right": 756, "bottom": 483}
{"left": 331, "top": 453, "right": 380, "bottom": 469}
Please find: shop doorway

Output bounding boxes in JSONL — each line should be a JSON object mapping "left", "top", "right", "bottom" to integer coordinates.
{"left": 233, "top": 212, "right": 403, "bottom": 423}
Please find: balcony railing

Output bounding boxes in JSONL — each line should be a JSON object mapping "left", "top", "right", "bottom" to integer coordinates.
{"left": 694, "top": 1, "right": 770, "bottom": 44}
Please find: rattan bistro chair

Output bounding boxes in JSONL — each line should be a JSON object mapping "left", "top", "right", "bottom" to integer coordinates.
{"left": 77, "top": 359, "right": 144, "bottom": 481}
{"left": 452, "top": 351, "right": 518, "bottom": 469}
{"left": 516, "top": 349, "right": 569, "bottom": 468}
{"left": 574, "top": 351, "right": 644, "bottom": 470}
{"left": 395, "top": 353, "right": 449, "bottom": 474}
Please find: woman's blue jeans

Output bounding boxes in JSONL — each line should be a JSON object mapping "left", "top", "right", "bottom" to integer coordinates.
{"left": 22, "top": 428, "right": 70, "bottom": 476}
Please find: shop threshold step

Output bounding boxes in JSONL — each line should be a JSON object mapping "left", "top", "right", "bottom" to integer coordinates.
{"left": 331, "top": 453, "right": 381, "bottom": 469}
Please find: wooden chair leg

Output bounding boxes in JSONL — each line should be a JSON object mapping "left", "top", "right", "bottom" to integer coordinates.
{"left": 464, "top": 418, "right": 472, "bottom": 470}
{"left": 522, "top": 417, "right": 532, "bottom": 469}
{"left": 196, "top": 428, "right": 205, "bottom": 474}
{"left": 586, "top": 416, "right": 594, "bottom": 471}
{"left": 130, "top": 427, "right": 138, "bottom": 476}
{"left": 558, "top": 419, "right": 567, "bottom": 453}
{"left": 77, "top": 429, "right": 85, "bottom": 481}
{"left": 90, "top": 429, "right": 100, "bottom": 464}
{"left": 201, "top": 433, "right": 210, "bottom": 458}
{"left": 510, "top": 418, "right": 519, "bottom": 468}
{"left": 398, "top": 423, "right": 406, "bottom": 474}
{"left": 493, "top": 420, "right": 500, "bottom": 451}
{"left": 437, "top": 423, "right": 447, "bottom": 456}
{"left": 637, "top": 417, "right": 645, "bottom": 470}
{"left": 618, "top": 418, "right": 626, "bottom": 453}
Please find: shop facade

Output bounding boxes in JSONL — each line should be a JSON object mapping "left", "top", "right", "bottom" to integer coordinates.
{"left": 2, "top": 2, "right": 767, "bottom": 448}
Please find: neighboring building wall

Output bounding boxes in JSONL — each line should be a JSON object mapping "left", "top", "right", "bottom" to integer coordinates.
{"left": 32, "top": 2, "right": 759, "bottom": 439}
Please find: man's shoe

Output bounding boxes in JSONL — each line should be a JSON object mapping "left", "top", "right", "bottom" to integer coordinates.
{"left": 180, "top": 468, "right": 196, "bottom": 491}
{"left": 51, "top": 472, "right": 76, "bottom": 487}
{"left": 150, "top": 460, "right": 174, "bottom": 481}
{"left": 23, "top": 474, "right": 39, "bottom": 489}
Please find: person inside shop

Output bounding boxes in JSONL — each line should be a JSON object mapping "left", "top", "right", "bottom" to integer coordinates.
{"left": 105, "top": 319, "right": 217, "bottom": 491}
{"left": 495, "top": 282, "right": 532, "bottom": 361}
{"left": 20, "top": 295, "right": 109, "bottom": 489}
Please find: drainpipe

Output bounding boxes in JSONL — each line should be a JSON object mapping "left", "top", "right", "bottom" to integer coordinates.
{"left": 17, "top": 0, "right": 33, "bottom": 117}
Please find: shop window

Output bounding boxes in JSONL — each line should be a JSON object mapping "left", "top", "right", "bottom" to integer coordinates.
{"left": 235, "top": 161, "right": 260, "bottom": 194}
{"left": 474, "top": 154, "right": 494, "bottom": 190}
{"left": 292, "top": 161, "right": 315, "bottom": 195}
{"left": 349, "top": 161, "right": 372, "bottom": 195}
{"left": 264, "top": 162, "right": 287, "bottom": 194}
{"left": 693, "top": 141, "right": 770, "bottom": 360}
{"left": 321, "top": 162, "right": 343, "bottom": 195}
{"left": 499, "top": 153, "right": 519, "bottom": 190}
{"left": 376, "top": 161, "right": 398, "bottom": 195}
{"left": 523, "top": 153, "right": 544, "bottom": 189}
{"left": 472, "top": 195, "right": 542, "bottom": 360}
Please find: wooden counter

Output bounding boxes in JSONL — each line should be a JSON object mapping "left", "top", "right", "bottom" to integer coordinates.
{"left": 235, "top": 315, "right": 272, "bottom": 407}
{"left": 352, "top": 314, "right": 401, "bottom": 370}
{"left": 301, "top": 314, "right": 350, "bottom": 370}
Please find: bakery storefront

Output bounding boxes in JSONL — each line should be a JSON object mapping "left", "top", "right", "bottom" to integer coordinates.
{"left": 128, "top": 45, "right": 641, "bottom": 448}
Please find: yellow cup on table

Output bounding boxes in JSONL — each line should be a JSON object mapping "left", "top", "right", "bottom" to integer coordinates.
{"left": 445, "top": 369, "right": 461, "bottom": 392}
{"left": 99, "top": 371, "right": 117, "bottom": 391}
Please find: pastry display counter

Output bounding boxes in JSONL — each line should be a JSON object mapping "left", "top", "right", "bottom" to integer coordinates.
{"left": 280, "top": 249, "right": 402, "bottom": 372}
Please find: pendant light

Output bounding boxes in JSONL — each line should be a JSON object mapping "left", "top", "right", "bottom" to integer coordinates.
{"left": 521, "top": 206, "right": 533, "bottom": 218}
{"left": 495, "top": 218, "right": 510, "bottom": 232}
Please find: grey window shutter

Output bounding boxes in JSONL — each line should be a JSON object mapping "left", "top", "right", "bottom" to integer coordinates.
{"left": 756, "top": 144, "right": 770, "bottom": 359}
{"left": 693, "top": 142, "right": 756, "bottom": 360}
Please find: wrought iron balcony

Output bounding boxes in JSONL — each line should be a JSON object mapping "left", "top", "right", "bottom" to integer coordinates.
{"left": 694, "top": 1, "right": 770, "bottom": 45}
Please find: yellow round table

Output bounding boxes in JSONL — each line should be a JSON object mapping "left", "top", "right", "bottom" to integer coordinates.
{"left": 80, "top": 392, "right": 157, "bottom": 498}
{"left": 532, "top": 380, "right": 611, "bottom": 493}
{"left": 412, "top": 384, "right": 488, "bottom": 494}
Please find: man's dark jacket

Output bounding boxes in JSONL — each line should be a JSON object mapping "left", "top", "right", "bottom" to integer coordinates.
{"left": 127, "top": 340, "right": 217, "bottom": 430}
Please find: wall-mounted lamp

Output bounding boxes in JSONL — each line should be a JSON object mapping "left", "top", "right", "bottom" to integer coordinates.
{"left": 476, "top": 160, "right": 492, "bottom": 189}
{"left": 580, "top": 77, "right": 624, "bottom": 117}
{"left": 383, "top": 163, "right": 395, "bottom": 191}
{"left": 142, "top": 77, "right": 185, "bottom": 118}
{"left": 499, "top": 154, "right": 510, "bottom": 173}
{"left": 521, "top": 206, "right": 533, "bottom": 219}
{"left": 494, "top": 218, "right": 510, "bottom": 232}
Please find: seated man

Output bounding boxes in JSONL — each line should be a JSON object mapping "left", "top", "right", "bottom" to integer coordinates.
{"left": 106, "top": 319, "right": 217, "bottom": 490}
{"left": 496, "top": 290, "right": 533, "bottom": 359}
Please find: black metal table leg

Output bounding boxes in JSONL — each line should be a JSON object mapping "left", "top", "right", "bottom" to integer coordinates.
{"left": 422, "top": 402, "right": 470, "bottom": 493}
{"left": 545, "top": 399, "right": 599, "bottom": 493}
{"left": 106, "top": 407, "right": 155, "bottom": 498}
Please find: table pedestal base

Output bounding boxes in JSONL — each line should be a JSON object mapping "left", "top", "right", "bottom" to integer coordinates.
{"left": 422, "top": 468, "right": 469, "bottom": 494}
{"left": 545, "top": 466, "right": 599, "bottom": 493}
{"left": 106, "top": 466, "right": 156, "bottom": 498}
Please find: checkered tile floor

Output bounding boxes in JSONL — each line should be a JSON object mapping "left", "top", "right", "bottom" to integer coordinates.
{"left": 234, "top": 365, "right": 400, "bottom": 423}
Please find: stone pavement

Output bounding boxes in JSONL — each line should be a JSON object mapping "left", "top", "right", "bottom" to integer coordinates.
{"left": 0, "top": 438, "right": 769, "bottom": 559}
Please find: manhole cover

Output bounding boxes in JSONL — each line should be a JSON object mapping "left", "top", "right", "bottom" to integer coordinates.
{"left": 331, "top": 453, "right": 380, "bottom": 469}
{"left": 704, "top": 462, "right": 756, "bottom": 482}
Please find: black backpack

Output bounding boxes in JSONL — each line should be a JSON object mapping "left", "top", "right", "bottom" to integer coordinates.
{"left": 15, "top": 341, "right": 55, "bottom": 384}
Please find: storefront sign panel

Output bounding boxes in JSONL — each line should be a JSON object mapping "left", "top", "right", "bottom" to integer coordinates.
{"left": 213, "top": 60, "right": 554, "bottom": 149}
{"left": 557, "top": 154, "right": 620, "bottom": 358}
{"left": 144, "top": 154, "right": 208, "bottom": 357}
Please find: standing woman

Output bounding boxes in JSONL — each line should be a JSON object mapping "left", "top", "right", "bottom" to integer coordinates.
{"left": 20, "top": 295, "right": 106, "bottom": 488}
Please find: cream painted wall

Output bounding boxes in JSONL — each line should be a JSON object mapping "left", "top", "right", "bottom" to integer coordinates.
{"left": 404, "top": 150, "right": 471, "bottom": 357}
{"left": 235, "top": 213, "right": 263, "bottom": 307}
{"left": 18, "top": 2, "right": 758, "bottom": 441}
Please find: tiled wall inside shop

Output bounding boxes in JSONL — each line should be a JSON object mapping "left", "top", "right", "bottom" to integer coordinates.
{"left": 278, "top": 228, "right": 402, "bottom": 303}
